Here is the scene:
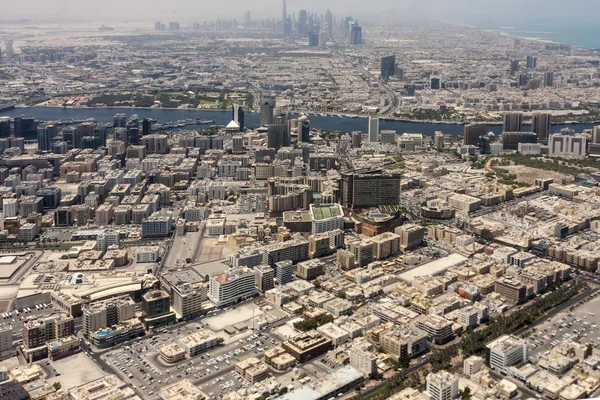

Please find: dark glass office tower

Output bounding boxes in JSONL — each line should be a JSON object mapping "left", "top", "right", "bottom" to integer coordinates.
{"left": 381, "top": 55, "right": 395, "bottom": 82}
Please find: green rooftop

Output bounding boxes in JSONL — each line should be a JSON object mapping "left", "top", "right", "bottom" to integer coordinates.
{"left": 312, "top": 205, "right": 342, "bottom": 220}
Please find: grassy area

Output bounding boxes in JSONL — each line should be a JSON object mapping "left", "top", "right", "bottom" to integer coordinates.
{"left": 493, "top": 153, "right": 600, "bottom": 176}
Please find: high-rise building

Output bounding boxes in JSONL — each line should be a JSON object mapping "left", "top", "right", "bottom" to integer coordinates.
{"left": 325, "top": 9, "right": 333, "bottom": 36}
{"left": 255, "top": 265, "right": 275, "bottom": 292}
{"left": 260, "top": 96, "right": 276, "bottom": 126}
{"left": 142, "top": 118, "right": 151, "bottom": 136}
{"left": 267, "top": 125, "right": 285, "bottom": 150}
{"left": 544, "top": 71, "right": 554, "bottom": 87}
{"left": 502, "top": 132, "right": 537, "bottom": 150}
{"left": 593, "top": 126, "right": 600, "bottom": 144}
{"left": 298, "top": 10, "right": 308, "bottom": 35}
{"left": 352, "top": 132, "right": 362, "bottom": 148}
{"left": 434, "top": 131, "right": 444, "bottom": 150}
{"left": 548, "top": 132, "right": 587, "bottom": 158}
{"left": 425, "top": 371, "right": 459, "bottom": 400}
{"left": 308, "top": 31, "right": 319, "bottom": 46}
{"left": 368, "top": 117, "right": 379, "bottom": 142}
{"left": 208, "top": 267, "right": 258, "bottom": 307}
{"left": 430, "top": 77, "right": 441, "bottom": 90}
{"left": 503, "top": 112, "right": 523, "bottom": 132}
{"left": 350, "top": 22, "right": 362, "bottom": 45}
{"left": 37, "top": 125, "right": 53, "bottom": 151}
{"left": 509, "top": 59, "right": 519, "bottom": 76}
{"left": 274, "top": 260, "right": 295, "bottom": 285}
{"left": 532, "top": 113, "right": 552, "bottom": 142}
{"left": 381, "top": 55, "right": 395, "bottom": 82}
{"left": 299, "top": 115, "right": 310, "bottom": 143}
{"left": 232, "top": 104, "right": 245, "bottom": 131}
{"left": 14, "top": 116, "right": 37, "bottom": 138}
{"left": 526, "top": 55, "right": 537, "bottom": 69}
{"left": 517, "top": 73, "right": 529, "bottom": 87}
{"left": 94, "top": 126, "right": 107, "bottom": 148}
{"left": 340, "top": 170, "right": 401, "bottom": 209}
{"left": 0, "top": 117, "right": 10, "bottom": 138}
{"left": 463, "top": 123, "right": 486, "bottom": 146}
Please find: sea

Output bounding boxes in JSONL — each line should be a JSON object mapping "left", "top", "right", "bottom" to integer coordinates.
{"left": 455, "top": 15, "right": 600, "bottom": 50}
{"left": 1, "top": 107, "right": 597, "bottom": 141}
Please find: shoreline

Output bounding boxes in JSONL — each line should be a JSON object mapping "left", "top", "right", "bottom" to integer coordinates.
{"left": 21, "top": 105, "right": 594, "bottom": 127}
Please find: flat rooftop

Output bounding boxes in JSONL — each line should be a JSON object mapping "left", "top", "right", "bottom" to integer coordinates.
{"left": 398, "top": 253, "right": 467, "bottom": 283}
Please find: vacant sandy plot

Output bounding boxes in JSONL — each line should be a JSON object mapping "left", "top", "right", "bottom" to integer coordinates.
{"left": 47, "top": 352, "right": 105, "bottom": 390}
{"left": 204, "top": 303, "right": 263, "bottom": 331}
{"left": 501, "top": 165, "right": 574, "bottom": 185}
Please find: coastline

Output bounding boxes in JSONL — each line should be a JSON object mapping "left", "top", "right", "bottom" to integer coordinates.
{"left": 446, "top": 19, "right": 596, "bottom": 50}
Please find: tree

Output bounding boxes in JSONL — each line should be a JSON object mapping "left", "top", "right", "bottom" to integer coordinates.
{"left": 53, "top": 382, "right": 62, "bottom": 390}
{"left": 278, "top": 387, "right": 288, "bottom": 395}
{"left": 338, "top": 291, "right": 347, "bottom": 299}
{"left": 459, "top": 386, "right": 472, "bottom": 400}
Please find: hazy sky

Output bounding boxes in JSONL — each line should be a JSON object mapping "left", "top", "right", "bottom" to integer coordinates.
{"left": 2, "top": 0, "right": 599, "bottom": 24}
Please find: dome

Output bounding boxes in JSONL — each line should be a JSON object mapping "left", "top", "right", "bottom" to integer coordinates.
{"left": 70, "top": 272, "right": 88, "bottom": 285}
{"left": 298, "top": 115, "right": 308, "bottom": 122}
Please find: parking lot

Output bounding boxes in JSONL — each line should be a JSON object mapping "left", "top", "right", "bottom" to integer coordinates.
{"left": 102, "top": 327, "right": 282, "bottom": 400}
{"left": 0, "top": 302, "right": 56, "bottom": 339}
{"left": 527, "top": 289, "right": 600, "bottom": 363}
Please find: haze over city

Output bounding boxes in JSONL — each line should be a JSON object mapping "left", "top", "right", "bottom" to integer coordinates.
{"left": 2, "top": 1, "right": 600, "bottom": 400}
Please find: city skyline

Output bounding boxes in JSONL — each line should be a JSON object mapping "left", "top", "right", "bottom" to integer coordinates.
{"left": 2, "top": 0, "right": 600, "bottom": 25}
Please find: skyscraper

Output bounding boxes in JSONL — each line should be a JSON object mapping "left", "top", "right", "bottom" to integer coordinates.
{"left": 94, "top": 126, "right": 107, "bottom": 148}
{"left": 503, "top": 112, "right": 523, "bottom": 132}
{"left": 368, "top": 117, "right": 379, "bottom": 142}
{"left": 0, "top": 117, "right": 10, "bottom": 138}
{"left": 325, "top": 9, "right": 333, "bottom": 36}
{"left": 260, "top": 96, "right": 276, "bottom": 126}
{"left": 381, "top": 55, "right": 395, "bottom": 82}
{"left": 14, "top": 116, "right": 37, "bottom": 139}
{"left": 282, "top": 0, "right": 287, "bottom": 35}
{"left": 593, "top": 126, "right": 600, "bottom": 144}
{"left": 37, "top": 125, "right": 53, "bottom": 151}
{"left": 509, "top": 59, "right": 519, "bottom": 76}
{"left": 142, "top": 118, "right": 151, "bottom": 136}
{"left": 308, "top": 31, "right": 319, "bottom": 46}
{"left": 350, "top": 22, "right": 362, "bottom": 45}
{"left": 463, "top": 124, "right": 486, "bottom": 146}
{"left": 232, "top": 104, "right": 245, "bottom": 131}
{"left": 298, "top": 10, "right": 308, "bottom": 35}
{"left": 299, "top": 115, "right": 310, "bottom": 143}
{"left": 430, "top": 77, "right": 441, "bottom": 90}
{"left": 526, "top": 55, "right": 537, "bottom": 69}
{"left": 544, "top": 72, "right": 554, "bottom": 87}
{"left": 532, "top": 113, "right": 552, "bottom": 142}
{"left": 267, "top": 125, "right": 284, "bottom": 150}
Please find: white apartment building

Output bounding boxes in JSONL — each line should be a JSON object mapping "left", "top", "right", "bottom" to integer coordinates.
{"left": 426, "top": 371, "right": 459, "bottom": 400}
{"left": 3, "top": 198, "right": 17, "bottom": 217}
{"left": 349, "top": 341, "right": 378, "bottom": 377}
{"left": 518, "top": 142, "right": 541, "bottom": 155}
{"left": 208, "top": 267, "right": 257, "bottom": 307}
{"left": 96, "top": 231, "right": 120, "bottom": 252}
{"left": 486, "top": 334, "right": 528, "bottom": 373}
{"left": 135, "top": 247, "right": 159, "bottom": 263}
